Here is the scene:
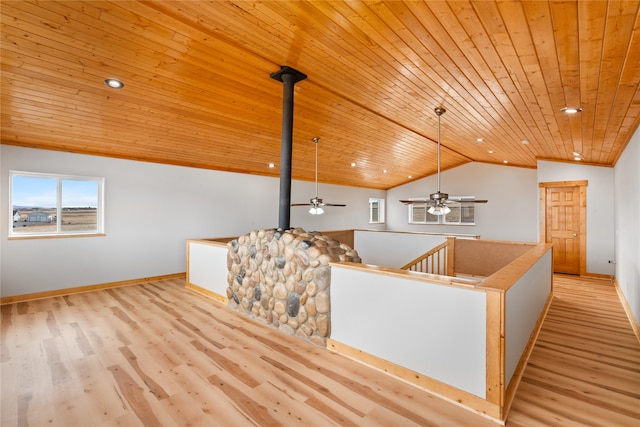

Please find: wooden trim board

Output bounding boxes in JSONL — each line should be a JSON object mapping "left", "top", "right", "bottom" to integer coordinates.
{"left": 327, "top": 338, "right": 504, "bottom": 424}
{"left": 484, "top": 290, "right": 505, "bottom": 415}
{"left": 0, "top": 272, "right": 186, "bottom": 304}
{"left": 614, "top": 278, "right": 640, "bottom": 344}
{"left": 185, "top": 282, "right": 228, "bottom": 304}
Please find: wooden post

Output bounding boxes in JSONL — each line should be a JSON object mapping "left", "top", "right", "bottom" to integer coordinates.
{"left": 446, "top": 237, "right": 455, "bottom": 276}
{"left": 485, "top": 289, "right": 505, "bottom": 420}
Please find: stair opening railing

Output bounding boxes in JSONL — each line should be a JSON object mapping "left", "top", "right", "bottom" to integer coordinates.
{"left": 401, "top": 237, "right": 455, "bottom": 276}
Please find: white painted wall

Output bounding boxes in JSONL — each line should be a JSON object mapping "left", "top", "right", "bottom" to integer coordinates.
{"left": 537, "top": 160, "right": 615, "bottom": 276}
{"left": 614, "top": 128, "right": 640, "bottom": 326}
{"left": 0, "top": 146, "right": 384, "bottom": 297}
{"left": 386, "top": 163, "right": 539, "bottom": 242}
{"left": 330, "top": 265, "right": 487, "bottom": 398}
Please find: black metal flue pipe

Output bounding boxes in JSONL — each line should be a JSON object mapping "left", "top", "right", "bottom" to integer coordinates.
{"left": 270, "top": 66, "right": 307, "bottom": 230}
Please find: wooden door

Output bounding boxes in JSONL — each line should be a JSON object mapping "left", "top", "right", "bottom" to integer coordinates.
{"left": 539, "top": 180, "right": 587, "bottom": 276}
{"left": 544, "top": 186, "right": 581, "bottom": 274}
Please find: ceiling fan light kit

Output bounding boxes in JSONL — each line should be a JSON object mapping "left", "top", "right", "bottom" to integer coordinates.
{"left": 428, "top": 205, "right": 451, "bottom": 216}
{"left": 309, "top": 207, "right": 324, "bottom": 215}
{"left": 308, "top": 196, "right": 324, "bottom": 215}
{"left": 400, "top": 107, "right": 488, "bottom": 214}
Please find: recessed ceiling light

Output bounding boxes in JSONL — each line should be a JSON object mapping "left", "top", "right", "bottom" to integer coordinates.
{"left": 521, "top": 139, "right": 529, "bottom": 145}
{"left": 503, "top": 160, "right": 509, "bottom": 164}
{"left": 407, "top": 175, "right": 412, "bottom": 179}
{"left": 268, "top": 163, "right": 275, "bottom": 168}
{"left": 383, "top": 169, "right": 388, "bottom": 173}
{"left": 488, "top": 150, "right": 494, "bottom": 154}
{"left": 476, "top": 138, "right": 484, "bottom": 142}
{"left": 104, "top": 78, "right": 124, "bottom": 89}
{"left": 350, "top": 162, "right": 356, "bottom": 167}
{"left": 572, "top": 151, "right": 582, "bottom": 156}
{"left": 561, "top": 107, "right": 582, "bottom": 114}
{"left": 574, "top": 156, "right": 582, "bottom": 161}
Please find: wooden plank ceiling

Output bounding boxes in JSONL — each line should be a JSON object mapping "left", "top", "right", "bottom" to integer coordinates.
{"left": 2, "top": 1, "right": 639, "bottom": 190}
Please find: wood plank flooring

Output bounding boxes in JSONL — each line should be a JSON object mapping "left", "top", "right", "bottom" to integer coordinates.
{"left": 1, "top": 275, "right": 639, "bottom": 426}
{"left": 507, "top": 275, "right": 640, "bottom": 426}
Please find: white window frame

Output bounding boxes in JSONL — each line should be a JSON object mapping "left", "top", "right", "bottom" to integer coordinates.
{"left": 9, "top": 171, "right": 105, "bottom": 238}
{"left": 408, "top": 196, "right": 478, "bottom": 225}
{"left": 369, "top": 198, "right": 385, "bottom": 224}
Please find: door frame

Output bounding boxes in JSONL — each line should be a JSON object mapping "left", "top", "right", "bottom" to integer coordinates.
{"left": 539, "top": 180, "right": 588, "bottom": 276}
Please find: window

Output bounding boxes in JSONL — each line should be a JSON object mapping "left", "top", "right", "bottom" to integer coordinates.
{"left": 442, "top": 201, "right": 477, "bottom": 225}
{"left": 408, "top": 197, "right": 477, "bottom": 225}
{"left": 10, "top": 171, "right": 104, "bottom": 238}
{"left": 369, "top": 198, "right": 385, "bottom": 223}
{"left": 408, "top": 201, "right": 439, "bottom": 224}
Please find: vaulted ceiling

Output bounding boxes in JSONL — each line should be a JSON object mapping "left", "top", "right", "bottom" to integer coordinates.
{"left": 2, "top": 1, "right": 639, "bottom": 190}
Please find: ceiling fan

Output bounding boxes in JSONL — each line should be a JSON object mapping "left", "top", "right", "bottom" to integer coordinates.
{"left": 292, "top": 137, "right": 346, "bottom": 215}
{"left": 400, "top": 107, "right": 488, "bottom": 215}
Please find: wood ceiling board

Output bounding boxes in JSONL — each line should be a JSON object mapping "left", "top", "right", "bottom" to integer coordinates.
{"left": 2, "top": 1, "right": 638, "bottom": 189}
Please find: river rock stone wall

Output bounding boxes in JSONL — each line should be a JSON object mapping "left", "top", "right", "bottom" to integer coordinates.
{"left": 226, "top": 228, "right": 361, "bottom": 347}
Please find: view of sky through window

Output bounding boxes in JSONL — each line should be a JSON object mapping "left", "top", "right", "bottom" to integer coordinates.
{"left": 12, "top": 176, "right": 98, "bottom": 208}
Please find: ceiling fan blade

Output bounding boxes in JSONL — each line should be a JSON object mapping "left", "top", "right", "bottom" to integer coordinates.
{"left": 443, "top": 199, "right": 488, "bottom": 204}
{"left": 291, "top": 203, "right": 313, "bottom": 206}
{"left": 323, "top": 203, "right": 346, "bottom": 207}
{"left": 399, "top": 199, "right": 436, "bottom": 205}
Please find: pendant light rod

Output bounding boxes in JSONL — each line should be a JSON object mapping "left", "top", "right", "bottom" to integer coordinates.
{"left": 313, "top": 137, "right": 320, "bottom": 199}
{"left": 434, "top": 107, "right": 446, "bottom": 194}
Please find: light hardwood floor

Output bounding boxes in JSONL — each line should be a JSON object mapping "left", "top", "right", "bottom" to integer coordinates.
{"left": 1, "top": 275, "right": 638, "bottom": 426}
{"left": 508, "top": 275, "right": 640, "bottom": 427}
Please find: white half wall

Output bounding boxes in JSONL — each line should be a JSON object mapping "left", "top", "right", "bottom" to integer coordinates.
{"left": 0, "top": 146, "right": 383, "bottom": 297}
{"left": 537, "top": 160, "right": 615, "bottom": 276}
{"left": 187, "top": 240, "right": 229, "bottom": 297}
{"left": 614, "top": 127, "right": 640, "bottom": 326}
{"left": 504, "top": 250, "right": 552, "bottom": 386}
{"left": 330, "top": 265, "right": 487, "bottom": 398}
{"left": 386, "top": 163, "right": 539, "bottom": 242}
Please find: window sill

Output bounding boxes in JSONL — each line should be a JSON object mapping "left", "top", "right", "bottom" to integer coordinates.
{"left": 8, "top": 233, "right": 106, "bottom": 240}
